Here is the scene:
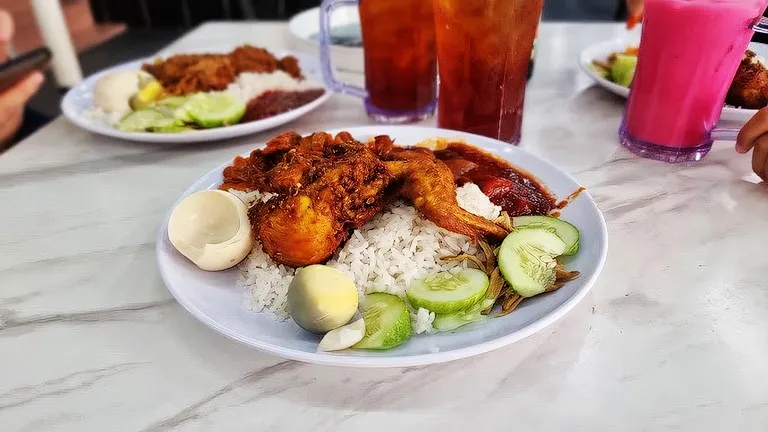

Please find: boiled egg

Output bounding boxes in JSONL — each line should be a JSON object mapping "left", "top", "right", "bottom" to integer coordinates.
{"left": 167, "top": 190, "right": 253, "bottom": 271}
{"left": 287, "top": 265, "right": 359, "bottom": 334}
{"left": 318, "top": 318, "right": 365, "bottom": 351}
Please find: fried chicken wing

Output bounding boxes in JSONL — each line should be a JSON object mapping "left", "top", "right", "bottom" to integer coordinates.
{"left": 381, "top": 146, "right": 508, "bottom": 241}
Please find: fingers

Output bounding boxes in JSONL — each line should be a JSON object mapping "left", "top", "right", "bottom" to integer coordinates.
{"left": 0, "top": 72, "right": 44, "bottom": 110}
{"left": 0, "top": 107, "right": 23, "bottom": 146}
{"left": 752, "top": 135, "right": 768, "bottom": 182}
{"left": 736, "top": 107, "right": 768, "bottom": 153}
{"left": 0, "top": 10, "right": 13, "bottom": 42}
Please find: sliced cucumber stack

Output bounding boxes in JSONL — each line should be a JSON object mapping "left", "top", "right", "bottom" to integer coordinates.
{"left": 497, "top": 228, "right": 567, "bottom": 298}
{"left": 353, "top": 293, "right": 412, "bottom": 350}
{"left": 183, "top": 92, "right": 246, "bottom": 128}
{"left": 118, "top": 109, "right": 180, "bottom": 132}
{"left": 513, "top": 215, "right": 580, "bottom": 255}
{"left": 406, "top": 269, "right": 489, "bottom": 315}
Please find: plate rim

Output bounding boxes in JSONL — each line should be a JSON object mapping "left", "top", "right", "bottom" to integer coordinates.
{"left": 60, "top": 50, "right": 332, "bottom": 144}
{"left": 288, "top": 6, "right": 362, "bottom": 52}
{"left": 155, "top": 125, "right": 609, "bottom": 368}
{"left": 578, "top": 38, "right": 759, "bottom": 123}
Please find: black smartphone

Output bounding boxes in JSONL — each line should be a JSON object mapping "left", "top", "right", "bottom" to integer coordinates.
{"left": 0, "top": 47, "right": 52, "bottom": 93}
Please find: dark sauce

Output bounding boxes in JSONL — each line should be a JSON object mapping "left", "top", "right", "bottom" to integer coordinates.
{"left": 434, "top": 142, "right": 555, "bottom": 216}
{"left": 242, "top": 89, "right": 326, "bottom": 122}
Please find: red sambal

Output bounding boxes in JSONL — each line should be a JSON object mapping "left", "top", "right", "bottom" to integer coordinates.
{"left": 434, "top": 142, "right": 555, "bottom": 216}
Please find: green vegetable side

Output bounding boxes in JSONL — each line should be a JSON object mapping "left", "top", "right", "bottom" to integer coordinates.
{"left": 118, "top": 92, "right": 246, "bottom": 133}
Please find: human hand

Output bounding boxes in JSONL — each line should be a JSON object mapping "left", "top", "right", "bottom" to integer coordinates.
{"left": 0, "top": 72, "right": 44, "bottom": 145}
{"left": 736, "top": 108, "right": 768, "bottom": 182}
{"left": 0, "top": 9, "right": 14, "bottom": 61}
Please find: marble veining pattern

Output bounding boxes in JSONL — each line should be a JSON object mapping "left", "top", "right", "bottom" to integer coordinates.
{"left": 1, "top": 23, "right": 767, "bottom": 431}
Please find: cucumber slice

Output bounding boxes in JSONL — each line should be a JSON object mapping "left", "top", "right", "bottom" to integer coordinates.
{"left": 117, "top": 109, "right": 178, "bottom": 132}
{"left": 406, "top": 269, "right": 489, "bottom": 314}
{"left": 498, "top": 228, "right": 567, "bottom": 298}
{"left": 155, "top": 96, "right": 188, "bottom": 109}
{"left": 513, "top": 215, "right": 580, "bottom": 256}
{"left": 184, "top": 92, "right": 246, "bottom": 128}
{"left": 353, "top": 293, "right": 412, "bottom": 350}
{"left": 433, "top": 298, "right": 494, "bottom": 332}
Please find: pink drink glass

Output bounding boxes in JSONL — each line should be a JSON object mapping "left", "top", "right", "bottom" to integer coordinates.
{"left": 620, "top": 0, "right": 768, "bottom": 162}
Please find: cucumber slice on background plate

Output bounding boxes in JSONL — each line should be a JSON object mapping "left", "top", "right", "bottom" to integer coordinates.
{"left": 184, "top": 92, "right": 246, "bottom": 128}
{"left": 498, "top": 228, "right": 567, "bottom": 298}
{"left": 406, "top": 269, "right": 489, "bottom": 315}
{"left": 118, "top": 109, "right": 179, "bottom": 132}
{"left": 353, "top": 293, "right": 412, "bottom": 350}
{"left": 513, "top": 215, "right": 580, "bottom": 256}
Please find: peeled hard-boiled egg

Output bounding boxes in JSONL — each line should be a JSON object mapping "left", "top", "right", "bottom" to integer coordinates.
{"left": 287, "top": 265, "right": 359, "bottom": 334}
{"left": 167, "top": 190, "right": 253, "bottom": 271}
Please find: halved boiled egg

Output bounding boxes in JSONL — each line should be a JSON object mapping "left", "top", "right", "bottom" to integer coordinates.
{"left": 167, "top": 190, "right": 253, "bottom": 271}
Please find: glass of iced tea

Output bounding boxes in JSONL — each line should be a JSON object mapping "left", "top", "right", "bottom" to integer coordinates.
{"left": 433, "top": 0, "right": 543, "bottom": 144}
{"left": 319, "top": 0, "right": 437, "bottom": 123}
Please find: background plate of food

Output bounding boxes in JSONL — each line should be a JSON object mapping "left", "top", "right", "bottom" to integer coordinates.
{"left": 62, "top": 45, "right": 330, "bottom": 143}
{"left": 155, "top": 125, "right": 608, "bottom": 368}
{"left": 580, "top": 38, "right": 768, "bottom": 124}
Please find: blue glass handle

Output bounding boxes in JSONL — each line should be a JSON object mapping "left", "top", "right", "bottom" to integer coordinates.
{"left": 319, "top": 0, "right": 367, "bottom": 98}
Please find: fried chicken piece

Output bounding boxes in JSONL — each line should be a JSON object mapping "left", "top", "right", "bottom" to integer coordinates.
{"left": 380, "top": 145, "right": 508, "bottom": 242}
{"left": 229, "top": 45, "right": 279, "bottom": 75}
{"left": 142, "top": 54, "right": 236, "bottom": 95}
{"left": 141, "top": 45, "right": 306, "bottom": 95}
{"left": 244, "top": 132, "right": 394, "bottom": 267}
{"left": 278, "top": 56, "right": 303, "bottom": 79}
{"left": 726, "top": 50, "right": 768, "bottom": 110}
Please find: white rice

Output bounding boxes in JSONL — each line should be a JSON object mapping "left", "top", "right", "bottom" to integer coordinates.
{"left": 83, "top": 106, "right": 126, "bottom": 127}
{"left": 226, "top": 70, "right": 322, "bottom": 103}
{"left": 236, "top": 184, "right": 501, "bottom": 332}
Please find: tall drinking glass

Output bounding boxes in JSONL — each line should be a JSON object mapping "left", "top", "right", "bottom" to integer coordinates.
{"left": 620, "top": 0, "right": 768, "bottom": 162}
{"left": 320, "top": 0, "right": 437, "bottom": 123}
{"left": 433, "top": 0, "right": 542, "bottom": 144}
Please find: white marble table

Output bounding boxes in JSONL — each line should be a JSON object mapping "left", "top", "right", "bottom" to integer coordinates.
{"left": 2, "top": 22, "right": 768, "bottom": 431}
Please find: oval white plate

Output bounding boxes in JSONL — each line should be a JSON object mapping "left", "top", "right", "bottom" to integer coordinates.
{"left": 61, "top": 51, "right": 331, "bottom": 143}
{"left": 288, "top": 6, "right": 364, "bottom": 73}
{"left": 156, "top": 125, "right": 608, "bottom": 367}
{"left": 579, "top": 38, "right": 768, "bottom": 124}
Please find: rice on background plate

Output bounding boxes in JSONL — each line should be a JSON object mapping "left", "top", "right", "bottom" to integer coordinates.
{"left": 230, "top": 183, "right": 501, "bottom": 333}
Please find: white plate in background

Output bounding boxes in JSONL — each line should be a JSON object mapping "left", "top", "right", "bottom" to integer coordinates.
{"left": 156, "top": 125, "right": 608, "bottom": 368}
{"left": 288, "top": 6, "right": 364, "bottom": 74}
{"left": 579, "top": 38, "right": 768, "bottom": 124}
{"left": 62, "top": 51, "right": 331, "bottom": 143}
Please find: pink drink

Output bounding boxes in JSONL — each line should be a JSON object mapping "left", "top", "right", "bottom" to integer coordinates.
{"left": 620, "top": 0, "right": 768, "bottom": 162}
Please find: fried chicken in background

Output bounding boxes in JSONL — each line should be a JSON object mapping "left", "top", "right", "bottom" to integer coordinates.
{"left": 726, "top": 50, "right": 768, "bottom": 110}
{"left": 142, "top": 45, "right": 303, "bottom": 95}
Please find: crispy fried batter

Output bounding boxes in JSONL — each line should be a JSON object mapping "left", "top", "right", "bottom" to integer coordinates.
{"left": 726, "top": 50, "right": 768, "bottom": 110}
{"left": 142, "top": 45, "right": 304, "bottom": 95}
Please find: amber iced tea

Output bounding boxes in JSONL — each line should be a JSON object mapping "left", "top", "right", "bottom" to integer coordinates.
{"left": 359, "top": 0, "right": 437, "bottom": 121}
{"left": 434, "top": 0, "right": 542, "bottom": 143}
